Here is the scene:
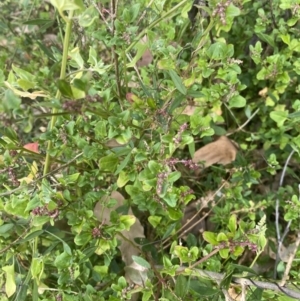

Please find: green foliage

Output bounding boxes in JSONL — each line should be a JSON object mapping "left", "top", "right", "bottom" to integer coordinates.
{"left": 0, "top": 0, "right": 300, "bottom": 300}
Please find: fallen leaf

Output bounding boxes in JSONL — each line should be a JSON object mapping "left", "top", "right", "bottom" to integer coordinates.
{"left": 24, "top": 142, "right": 39, "bottom": 153}
{"left": 268, "top": 237, "right": 299, "bottom": 263}
{"left": 4, "top": 81, "right": 48, "bottom": 99}
{"left": 192, "top": 136, "right": 238, "bottom": 169}
{"left": 136, "top": 49, "right": 153, "bottom": 67}
{"left": 136, "top": 35, "right": 153, "bottom": 68}
{"left": 259, "top": 87, "right": 268, "bottom": 97}
{"left": 182, "top": 105, "right": 197, "bottom": 116}
{"left": 94, "top": 191, "right": 145, "bottom": 276}
{"left": 124, "top": 261, "right": 148, "bottom": 286}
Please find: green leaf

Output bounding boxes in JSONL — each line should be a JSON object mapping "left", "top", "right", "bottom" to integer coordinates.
{"left": 258, "top": 235, "right": 267, "bottom": 251}
{"left": 54, "top": 251, "right": 71, "bottom": 269}
{"left": 117, "top": 171, "right": 129, "bottom": 187}
{"left": 59, "top": 172, "right": 80, "bottom": 185}
{"left": 229, "top": 95, "right": 246, "bottom": 108}
{"left": 95, "top": 239, "right": 111, "bottom": 255}
{"left": 219, "top": 248, "right": 229, "bottom": 259}
{"left": 56, "top": 79, "right": 74, "bottom": 98}
{"left": 168, "top": 171, "right": 181, "bottom": 183}
{"left": 17, "top": 230, "right": 44, "bottom": 244}
{"left": 127, "top": 43, "right": 148, "bottom": 68}
{"left": 148, "top": 216, "right": 162, "bottom": 228}
{"left": 119, "top": 215, "right": 136, "bottom": 230}
{"left": 206, "top": 42, "right": 228, "bottom": 60}
{"left": 169, "top": 70, "right": 187, "bottom": 95}
{"left": 32, "top": 216, "right": 50, "bottom": 227}
{"left": 231, "top": 264, "right": 257, "bottom": 275}
{"left": 74, "top": 232, "right": 92, "bottom": 246}
{"left": 2, "top": 264, "right": 16, "bottom": 297}
{"left": 162, "top": 193, "right": 177, "bottom": 207}
{"left": 63, "top": 242, "right": 72, "bottom": 256}
{"left": 50, "top": 0, "right": 84, "bottom": 12}
{"left": 203, "top": 232, "right": 218, "bottom": 245}
{"left": 94, "top": 265, "right": 108, "bottom": 276}
{"left": 256, "top": 32, "right": 275, "bottom": 48}
{"left": 148, "top": 160, "right": 161, "bottom": 174}
{"left": 0, "top": 223, "right": 14, "bottom": 234}
{"left": 270, "top": 111, "right": 288, "bottom": 127}
{"left": 78, "top": 6, "right": 98, "bottom": 27}
{"left": 132, "top": 255, "right": 151, "bottom": 269}
{"left": 31, "top": 257, "right": 43, "bottom": 280}
{"left": 5, "top": 199, "right": 28, "bottom": 218}
{"left": 175, "top": 275, "right": 188, "bottom": 298}
{"left": 168, "top": 208, "right": 183, "bottom": 220}
{"left": 228, "top": 215, "right": 237, "bottom": 233}
{"left": 233, "top": 246, "right": 244, "bottom": 257}
{"left": 16, "top": 284, "right": 28, "bottom": 301}
{"left": 118, "top": 276, "right": 127, "bottom": 289}
{"left": 142, "top": 290, "right": 152, "bottom": 301}
{"left": 115, "top": 152, "right": 132, "bottom": 174}
{"left": 99, "top": 154, "right": 118, "bottom": 172}
{"left": 226, "top": 4, "right": 240, "bottom": 17}
{"left": 217, "top": 232, "right": 228, "bottom": 242}
{"left": 162, "top": 223, "right": 177, "bottom": 239}
{"left": 3, "top": 89, "right": 21, "bottom": 110}
{"left": 12, "top": 64, "right": 35, "bottom": 82}
{"left": 73, "top": 78, "right": 89, "bottom": 92}
{"left": 190, "top": 281, "right": 218, "bottom": 296}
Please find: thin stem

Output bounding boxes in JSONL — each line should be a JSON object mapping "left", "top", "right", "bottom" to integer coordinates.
{"left": 162, "top": 181, "right": 226, "bottom": 249}
{"left": 43, "top": 11, "right": 74, "bottom": 176}
{"left": 274, "top": 149, "right": 295, "bottom": 278}
{"left": 126, "top": 0, "right": 190, "bottom": 53}
{"left": 111, "top": 0, "right": 122, "bottom": 103}
{"left": 92, "top": 1, "right": 112, "bottom": 32}
{"left": 189, "top": 247, "right": 220, "bottom": 269}
{"left": 227, "top": 108, "right": 260, "bottom": 136}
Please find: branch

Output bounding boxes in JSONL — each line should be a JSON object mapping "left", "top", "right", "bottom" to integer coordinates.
{"left": 0, "top": 152, "right": 83, "bottom": 197}
{"left": 274, "top": 149, "right": 295, "bottom": 278}
{"left": 161, "top": 266, "right": 300, "bottom": 299}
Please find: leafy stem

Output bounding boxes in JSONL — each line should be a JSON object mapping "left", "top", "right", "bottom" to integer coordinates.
{"left": 43, "top": 10, "right": 74, "bottom": 176}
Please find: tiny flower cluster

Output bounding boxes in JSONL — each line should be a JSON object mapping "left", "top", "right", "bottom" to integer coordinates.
{"left": 7, "top": 167, "right": 20, "bottom": 187}
{"left": 180, "top": 188, "right": 194, "bottom": 198}
{"left": 173, "top": 123, "right": 188, "bottom": 146}
{"left": 32, "top": 206, "right": 59, "bottom": 219}
{"left": 156, "top": 171, "right": 169, "bottom": 195}
{"left": 212, "top": 1, "right": 231, "bottom": 25}
{"left": 62, "top": 95, "right": 102, "bottom": 112}
{"left": 92, "top": 227, "right": 102, "bottom": 238}
{"left": 166, "top": 158, "right": 199, "bottom": 171}
{"left": 219, "top": 240, "right": 257, "bottom": 253}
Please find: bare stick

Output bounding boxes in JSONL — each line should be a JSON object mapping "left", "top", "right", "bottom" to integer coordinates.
{"left": 279, "top": 231, "right": 300, "bottom": 287}
{"left": 274, "top": 149, "right": 295, "bottom": 278}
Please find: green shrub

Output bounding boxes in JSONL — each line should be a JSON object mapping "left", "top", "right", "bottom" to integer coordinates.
{"left": 0, "top": 0, "right": 300, "bottom": 300}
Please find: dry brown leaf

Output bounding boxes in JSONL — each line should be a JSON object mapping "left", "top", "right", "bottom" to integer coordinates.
{"left": 105, "top": 139, "right": 125, "bottom": 148}
{"left": 259, "top": 87, "right": 268, "bottom": 97}
{"left": 267, "top": 237, "right": 299, "bottom": 263}
{"left": 94, "top": 191, "right": 147, "bottom": 301}
{"left": 182, "top": 105, "right": 197, "bottom": 116}
{"left": 136, "top": 36, "right": 153, "bottom": 67}
{"left": 4, "top": 81, "right": 48, "bottom": 99}
{"left": 94, "top": 191, "right": 145, "bottom": 290}
{"left": 192, "top": 136, "right": 238, "bottom": 169}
